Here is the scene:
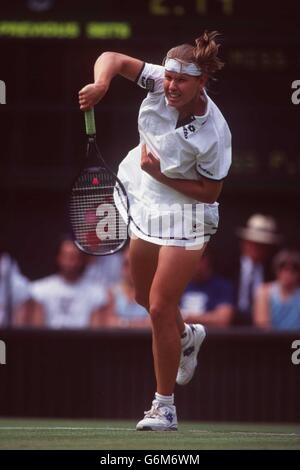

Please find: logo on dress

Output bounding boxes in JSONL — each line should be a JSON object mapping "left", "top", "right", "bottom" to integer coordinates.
{"left": 183, "top": 124, "right": 196, "bottom": 139}
{"left": 141, "top": 76, "right": 155, "bottom": 92}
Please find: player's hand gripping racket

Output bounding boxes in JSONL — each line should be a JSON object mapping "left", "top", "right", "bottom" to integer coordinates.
{"left": 69, "top": 108, "right": 129, "bottom": 255}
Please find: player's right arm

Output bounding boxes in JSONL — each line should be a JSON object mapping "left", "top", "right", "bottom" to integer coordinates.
{"left": 79, "top": 52, "right": 143, "bottom": 110}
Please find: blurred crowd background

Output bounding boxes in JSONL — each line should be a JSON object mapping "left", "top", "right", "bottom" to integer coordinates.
{"left": 1, "top": 219, "right": 300, "bottom": 330}
{"left": 0, "top": 0, "right": 299, "bottom": 332}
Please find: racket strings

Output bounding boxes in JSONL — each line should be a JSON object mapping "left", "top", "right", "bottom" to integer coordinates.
{"left": 69, "top": 170, "right": 128, "bottom": 255}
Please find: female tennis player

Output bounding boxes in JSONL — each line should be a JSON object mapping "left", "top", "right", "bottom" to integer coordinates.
{"left": 79, "top": 31, "right": 231, "bottom": 431}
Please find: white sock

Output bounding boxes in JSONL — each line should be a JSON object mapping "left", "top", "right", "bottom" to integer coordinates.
{"left": 155, "top": 392, "right": 174, "bottom": 406}
{"left": 181, "top": 323, "right": 192, "bottom": 348}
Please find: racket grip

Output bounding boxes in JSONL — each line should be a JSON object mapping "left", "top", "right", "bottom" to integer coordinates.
{"left": 85, "top": 108, "right": 96, "bottom": 136}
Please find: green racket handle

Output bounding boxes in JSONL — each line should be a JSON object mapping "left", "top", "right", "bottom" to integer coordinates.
{"left": 85, "top": 108, "right": 96, "bottom": 136}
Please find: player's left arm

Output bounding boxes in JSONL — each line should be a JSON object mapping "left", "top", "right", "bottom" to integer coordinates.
{"left": 141, "top": 144, "right": 223, "bottom": 204}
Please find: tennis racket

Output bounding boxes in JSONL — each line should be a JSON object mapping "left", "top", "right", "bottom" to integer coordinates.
{"left": 69, "top": 108, "right": 129, "bottom": 256}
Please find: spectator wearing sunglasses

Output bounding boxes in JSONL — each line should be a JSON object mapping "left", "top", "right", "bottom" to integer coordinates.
{"left": 253, "top": 250, "right": 300, "bottom": 330}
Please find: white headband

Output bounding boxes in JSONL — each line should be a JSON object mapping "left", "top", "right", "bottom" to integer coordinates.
{"left": 164, "top": 58, "right": 202, "bottom": 76}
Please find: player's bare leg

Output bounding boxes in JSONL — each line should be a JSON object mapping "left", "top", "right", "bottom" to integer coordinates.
{"left": 129, "top": 237, "right": 187, "bottom": 337}
{"left": 131, "top": 238, "right": 207, "bottom": 430}
{"left": 129, "top": 238, "right": 189, "bottom": 383}
{"left": 149, "top": 244, "right": 206, "bottom": 395}
{"left": 136, "top": 244, "right": 206, "bottom": 431}
{"left": 129, "top": 237, "right": 159, "bottom": 310}
{"left": 129, "top": 237, "right": 160, "bottom": 380}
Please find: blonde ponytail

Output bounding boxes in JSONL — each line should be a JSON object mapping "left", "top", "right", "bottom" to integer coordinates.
{"left": 193, "top": 31, "right": 224, "bottom": 75}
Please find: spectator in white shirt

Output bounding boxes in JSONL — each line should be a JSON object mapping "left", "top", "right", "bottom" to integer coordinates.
{"left": 29, "top": 239, "right": 111, "bottom": 329}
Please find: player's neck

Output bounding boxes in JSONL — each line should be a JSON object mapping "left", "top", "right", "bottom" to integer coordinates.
{"left": 193, "top": 93, "right": 207, "bottom": 116}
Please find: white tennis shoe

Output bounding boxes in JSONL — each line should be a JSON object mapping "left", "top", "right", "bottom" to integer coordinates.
{"left": 136, "top": 400, "right": 178, "bottom": 431}
{"left": 176, "top": 324, "right": 206, "bottom": 386}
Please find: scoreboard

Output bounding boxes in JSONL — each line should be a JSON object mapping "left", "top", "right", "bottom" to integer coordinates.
{"left": 1, "top": 1, "right": 298, "bottom": 22}
{"left": 0, "top": 0, "right": 299, "bottom": 192}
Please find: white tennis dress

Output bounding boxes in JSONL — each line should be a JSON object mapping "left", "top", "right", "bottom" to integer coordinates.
{"left": 115, "top": 63, "right": 231, "bottom": 248}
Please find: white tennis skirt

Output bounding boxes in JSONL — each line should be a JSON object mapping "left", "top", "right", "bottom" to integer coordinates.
{"left": 114, "top": 145, "right": 219, "bottom": 249}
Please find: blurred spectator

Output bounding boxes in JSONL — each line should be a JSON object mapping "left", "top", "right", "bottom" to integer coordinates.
{"left": 254, "top": 250, "right": 300, "bottom": 330}
{"left": 234, "top": 214, "right": 282, "bottom": 325}
{"left": 0, "top": 252, "right": 32, "bottom": 327}
{"left": 29, "top": 239, "right": 111, "bottom": 329}
{"left": 180, "top": 250, "right": 234, "bottom": 327}
{"left": 83, "top": 252, "right": 122, "bottom": 287}
{"left": 92, "top": 248, "right": 150, "bottom": 328}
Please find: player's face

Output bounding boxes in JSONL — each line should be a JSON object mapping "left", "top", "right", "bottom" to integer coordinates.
{"left": 164, "top": 71, "right": 202, "bottom": 111}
